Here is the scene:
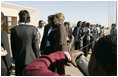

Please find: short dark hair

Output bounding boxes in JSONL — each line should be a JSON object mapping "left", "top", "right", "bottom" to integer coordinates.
{"left": 99, "top": 25, "right": 101, "bottom": 27}
{"left": 18, "top": 10, "right": 30, "bottom": 23}
{"left": 39, "top": 20, "right": 44, "bottom": 24}
{"left": 86, "top": 23, "right": 90, "bottom": 27}
{"left": 92, "top": 34, "right": 117, "bottom": 75}
{"left": 64, "top": 22, "right": 70, "bottom": 26}
{"left": 112, "top": 24, "right": 116, "bottom": 27}
{"left": 48, "top": 15, "right": 54, "bottom": 22}
{"left": 48, "top": 15, "right": 55, "bottom": 27}
{"left": 101, "top": 26, "right": 104, "bottom": 29}
{"left": 1, "top": 12, "right": 5, "bottom": 23}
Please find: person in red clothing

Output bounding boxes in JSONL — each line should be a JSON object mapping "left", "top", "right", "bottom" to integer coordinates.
{"left": 23, "top": 51, "right": 83, "bottom": 76}
{"left": 23, "top": 34, "right": 117, "bottom": 76}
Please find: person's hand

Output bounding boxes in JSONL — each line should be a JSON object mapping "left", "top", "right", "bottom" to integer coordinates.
{"left": 89, "top": 33, "right": 93, "bottom": 36}
{"left": 66, "top": 36, "right": 69, "bottom": 41}
{"left": 70, "top": 50, "right": 84, "bottom": 67}
{"left": 1, "top": 50, "right": 7, "bottom": 56}
{"left": 67, "top": 42, "right": 70, "bottom": 45}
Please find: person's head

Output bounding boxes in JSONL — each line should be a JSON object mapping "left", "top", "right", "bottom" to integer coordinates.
{"left": 48, "top": 15, "right": 54, "bottom": 25}
{"left": 64, "top": 22, "right": 70, "bottom": 29}
{"left": 111, "top": 24, "right": 116, "bottom": 28}
{"left": 101, "top": 26, "right": 104, "bottom": 29}
{"left": 81, "top": 21, "right": 86, "bottom": 28}
{"left": 77, "top": 21, "right": 82, "bottom": 27}
{"left": 54, "top": 13, "right": 65, "bottom": 25}
{"left": 90, "top": 24, "right": 94, "bottom": 29}
{"left": 99, "top": 25, "right": 101, "bottom": 28}
{"left": 1, "top": 12, "right": 5, "bottom": 25}
{"left": 18, "top": 10, "right": 30, "bottom": 23}
{"left": 88, "top": 34, "right": 117, "bottom": 76}
{"left": 38, "top": 20, "right": 45, "bottom": 28}
{"left": 96, "top": 24, "right": 99, "bottom": 27}
{"left": 86, "top": 23, "right": 90, "bottom": 28}
{"left": 93, "top": 25, "right": 96, "bottom": 29}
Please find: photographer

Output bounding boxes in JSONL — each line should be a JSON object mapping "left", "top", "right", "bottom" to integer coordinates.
{"left": 23, "top": 50, "right": 84, "bottom": 76}
{"left": 88, "top": 34, "right": 117, "bottom": 76}
{"left": 23, "top": 34, "right": 117, "bottom": 76}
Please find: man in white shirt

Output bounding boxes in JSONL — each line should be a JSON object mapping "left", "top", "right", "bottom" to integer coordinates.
{"left": 96, "top": 24, "right": 100, "bottom": 38}
{"left": 40, "top": 15, "right": 55, "bottom": 55}
{"left": 37, "top": 20, "right": 45, "bottom": 48}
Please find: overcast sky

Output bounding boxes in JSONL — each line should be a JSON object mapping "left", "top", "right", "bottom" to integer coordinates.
{"left": 5, "top": 1, "right": 117, "bottom": 27}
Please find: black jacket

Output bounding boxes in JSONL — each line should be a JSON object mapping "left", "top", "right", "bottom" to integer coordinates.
{"left": 40, "top": 25, "right": 50, "bottom": 51}
{"left": 73, "top": 27, "right": 84, "bottom": 40}
{"left": 1, "top": 30, "right": 12, "bottom": 75}
{"left": 40, "top": 24, "right": 56, "bottom": 53}
{"left": 10, "top": 24, "right": 40, "bottom": 67}
{"left": 67, "top": 27, "right": 72, "bottom": 43}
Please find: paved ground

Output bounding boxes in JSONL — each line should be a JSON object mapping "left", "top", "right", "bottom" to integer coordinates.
{"left": 65, "top": 63, "right": 83, "bottom": 76}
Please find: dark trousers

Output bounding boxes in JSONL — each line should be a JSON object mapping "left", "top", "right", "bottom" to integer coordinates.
{"left": 1, "top": 69, "right": 10, "bottom": 76}
{"left": 15, "top": 65, "right": 25, "bottom": 76}
{"left": 42, "top": 46, "right": 65, "bottom": 75}
{"left": 42, "top": 46, "right": 54, "bottom": 55}
{"left": 57, "top": 65, "right": 65, "bottom": 75}
{"left": 90, "top": 39, "right": 95, "bottom": 50}
{"left": 74, "top": 41, "right": 80, "bottom": 50}
{"left": 83, "top": 38, "right": 90, "bottom": 57}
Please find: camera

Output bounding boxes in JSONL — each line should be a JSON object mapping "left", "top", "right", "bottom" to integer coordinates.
{"left": 76, "top": 54, "right": 89, "bottom": 76}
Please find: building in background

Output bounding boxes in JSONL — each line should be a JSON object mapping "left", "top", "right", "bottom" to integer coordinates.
{"left": 1, "top": 2, "right": 39, "bottom": 33}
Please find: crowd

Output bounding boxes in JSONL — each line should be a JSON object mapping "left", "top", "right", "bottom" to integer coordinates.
{"left": 1, "top": 10, "right": 117, "bottom": 76}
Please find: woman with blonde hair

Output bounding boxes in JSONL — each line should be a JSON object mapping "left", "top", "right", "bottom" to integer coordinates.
{"left": 53, "top": 13, "right": 68, "bottom": 75}
{"left": 54, "top": 13, "right": 68, "bottom": 52}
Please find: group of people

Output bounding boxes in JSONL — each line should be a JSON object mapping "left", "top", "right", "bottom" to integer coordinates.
{"left": 73, "top": 21, "right": 105, "bottom": 56}
{"left": 37, "top": 17, "right": 106, "bottom": 57}
{"left": 1, "top": 10, "right": 71, "bottom": 76}
{"left": 1, "top": 9, "right": 117, "bottom": 76}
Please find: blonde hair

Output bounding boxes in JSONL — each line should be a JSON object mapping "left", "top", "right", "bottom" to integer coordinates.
{"left": 54, "top": 13, "right": 65, "bottom": 23}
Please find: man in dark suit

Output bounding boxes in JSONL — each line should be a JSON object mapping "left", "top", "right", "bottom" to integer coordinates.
{"left": 40, "top": 15, "right": 56, "bottom": 55}
{"left": 1, "top": 12, "right": 12, "bottom": 76}
{"left": 10, "top": 10, "right": 40, "bottom": 76}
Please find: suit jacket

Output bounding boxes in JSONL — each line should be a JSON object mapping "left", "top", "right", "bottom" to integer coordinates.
{"left": 1, "top": 30, "right": 12, "bottom": 76}
{"left": 67, "top": 27, "right": 72, "bottom": 43}
{"left": 40, "top": 25, "right": 50, "bottom": 51}
{"left": 72, "top": 27, "right": 78, "bottom": 37}
{"left": 47, "top": 28, "right": 57, "bottom": 53}
{"left": 10, "top": 24, "right": 40, "bottom": 67}
{"left": 91, "top": 28, "right": 98, "bottom": 40}
{"left": 40, "top": 24, "right": 56, "bottom": 54}
{"left": 73, "top": 27, "right": 84, "bottom": 41}
{"left": 54, "top": 23, "right": 68, "bottom": 51}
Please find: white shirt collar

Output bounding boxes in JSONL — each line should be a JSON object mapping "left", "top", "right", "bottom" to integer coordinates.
{"left": 19, "top": 22, "right": 29, "bottom": 25}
